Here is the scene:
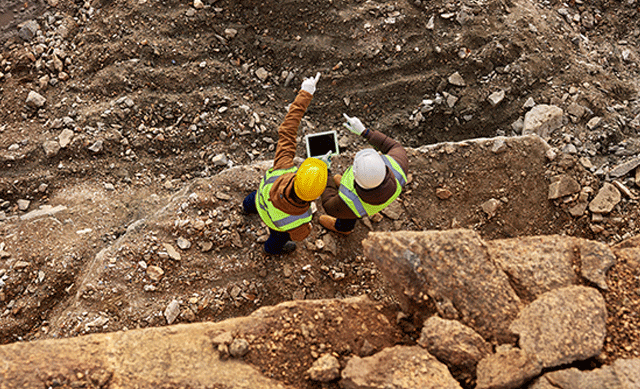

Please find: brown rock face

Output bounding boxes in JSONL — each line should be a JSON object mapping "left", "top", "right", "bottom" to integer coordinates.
{"left": 363, "top": 229, "right": 522, "bottom": 342}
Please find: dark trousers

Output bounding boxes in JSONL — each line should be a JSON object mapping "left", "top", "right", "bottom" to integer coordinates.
{"left": 335, "top": 218, "right": 357, "bottom": 232}
{"left": 243, "top": 191, "right": 292, "bottom": 254}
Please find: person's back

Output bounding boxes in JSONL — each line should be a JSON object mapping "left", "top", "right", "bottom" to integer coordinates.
{"left": 242, "top": 73, "right": 329, "bottom": 254}
{"left": 320, "top": 114, "right": 408, "bottom": 234}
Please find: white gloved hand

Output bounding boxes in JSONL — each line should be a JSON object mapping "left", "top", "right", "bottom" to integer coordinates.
{"left": 300, "top": 72, "right": 321, "bottom": 95}
{"left": 318, "top": 150, "right": 332, "bottom": 169}
{"left": 342, "top": 113, "right": 366, "bottom": 136}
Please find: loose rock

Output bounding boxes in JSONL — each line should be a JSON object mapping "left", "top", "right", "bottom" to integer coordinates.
{"left": 588, "top": 183, "right": 621, "bottom": 214}
{"left": 164, "top": 300, "right": 181, "bottom": 324}
{"left": 509, "top": 285, "right": 606, "bottom": 369}
{"left": 307, "top": 354, "right": 340, "bottom": 382}
{"left": 26, "top": 91, "right": 47, "bottom": 108}
{"left": 523, "top": 105, "right": 563, "bottom": 138}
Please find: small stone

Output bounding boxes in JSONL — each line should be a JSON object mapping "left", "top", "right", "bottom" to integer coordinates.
{"left": 567, "top": 102, "right": 587, "bottom": 121}
{"left": 164, "top": 300, "right": 181, "bottom": 324}
{"left": 255, "top": 67, "right": 269, "bottom": 82}
{"left": 212, "top": 153, "right": 228, "bottom": 166}
{"left": 180, "top": 308, "right": 196, "bottom": 322}
{"left": 442, "top": 92, "right": 458, "bottom": 108}
{"left": 177, "top": 237, "right": 192, "bottom": 250}
{"left": 229, "top": 338, "right": 250, "bottom": 358}
{"left": 200, "top": 241, "right": 213, "bottom": 252}
{"left": 104, "top": 183, "right": 115, "bottom": 191}
{"left": 562, "top": 143, "right": 577, "bottom": 154}
{"left": 487, "top": 90, "right": 505, "bottom": 106}
{"left": 613, "top": 180, "right": 634, "bottom": 199}
{"left": 586, "top": 117, "right": 602, "bottom": 130}
{"left": 42, "top": 140, "right": 61, "bottom": 157}
{"left": 163, "top": 243, "right": 181, "bottom": 260}
{"left": 38, "top": 75, "right": 49, "bottom": 89}
{"left": 609, "top": 157, "right": 640, "bottom": 179}
{"left": 216, "top": 192, "right": 231, "bottom": 201}
{"left": 26, "top": 91, "right": 46, "bottom": 108}
{"left": 448, "top": 72, "right": 466, "bottom": 87}
{"left": 17, "top": 200, "right": 30, "bottom": 211}
{"left": 193, "top": 0, "right": 204, "bottom": 9}
{"left": 142, "top": 284, "right": 158, "bottom": 292}
{"left": 88, "top": 140, "right": 103, "bottom": 153}
{"left": 523, "top": 105, "right": 563, "bottom": 138}
{"left": 589, "top": 183, "right": 621, "bottom": 214}
{"left": 523, "top": 97, "right": 536, "bottom": 109}
{"left": 224, "top": 28, "right": 238, "bottom": 39}
{"left": 491, "top": 138, "right": 507, "bottom": 153}
{"left": 511, "top": 117, "right": 524, "bottom": 133}
{"left": 370, "top": 213, "right": 383, "bottom": 223}
{"left": 481, "top": 198, "right": 501, "bottom": 218}
{"left": 59, "top": 129, "right": 74, "bottom": 148}
{"left": 435, "top": 187, "right": 452, "bottom": 200}
{"left": 426, "top": 15, "right": 435, "bottom": 30}
{"left": 579, "top": 157, "right": 594, "bottom": 170}
{"left": 18, "top": 20, "right": 39, "bottom": 41}
{"left": 548, "top": 175, "right": 581, "bottom": 200}
{"left": 147, "top": 265, "right": 164, "bottom": 281}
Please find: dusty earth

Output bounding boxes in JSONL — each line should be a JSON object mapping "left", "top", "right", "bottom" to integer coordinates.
{"left": 0, "top": 0, "right": 640, "bottom": 387}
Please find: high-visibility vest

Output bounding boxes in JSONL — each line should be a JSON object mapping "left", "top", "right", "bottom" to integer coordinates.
{"left": 338, "top": 155, "right": 407, "bottom": 218}
{"left": 256, "top": 167, "right": 312, "bottom": 231}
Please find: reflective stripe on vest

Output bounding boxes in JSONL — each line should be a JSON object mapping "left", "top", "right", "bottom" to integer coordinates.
{"left": 256, "top": 167, "right": 312, "bottom": 231}
{"left": 338, "top": 155, "right": 407, "bottom": 218}
{"left": 382, "top": 155, "right": 407, "bottom": 186}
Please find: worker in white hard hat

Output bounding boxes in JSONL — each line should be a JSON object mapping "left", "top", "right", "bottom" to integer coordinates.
{"left": 319, "top": 114, "right": 408, "bottom": 234}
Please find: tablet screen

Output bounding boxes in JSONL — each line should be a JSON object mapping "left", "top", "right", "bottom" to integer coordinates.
{"left": 306, "top": 131, "right": 338, "bottom": 158}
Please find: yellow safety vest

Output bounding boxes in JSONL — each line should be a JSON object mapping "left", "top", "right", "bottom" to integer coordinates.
{"left": 256, "top": 167, "right": 312, "bottom": 231}
{"left": 338, "top": 155, "right": 407, "bottom": 218}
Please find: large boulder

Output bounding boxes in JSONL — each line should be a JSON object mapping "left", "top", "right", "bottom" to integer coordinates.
{"left": 486, "top": 235, "right": 577, "bottom": 300}
{"left": 0, "top": 296, "right": 401, "bottom": 388}
{"left": 340, "top": 345, "right": 462, "bottom": 389}
{"left": 363, "top": 229, "right": 522, "bottom": 342}
{"left": 528, "top": 358, "right": 640, "bottom": 389}
{"left": 509, "top": 285, "right": 607, "bottom": 369}
{"left": 417, "top": 316, "right": 491, "bottom": 373}
{"left": 476, "top": 345, "right": 542, "bottom": 389}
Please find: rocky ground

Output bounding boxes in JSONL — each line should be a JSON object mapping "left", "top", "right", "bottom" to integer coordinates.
{"left": 0, "top": 0, "right": 639, "bottom": 388}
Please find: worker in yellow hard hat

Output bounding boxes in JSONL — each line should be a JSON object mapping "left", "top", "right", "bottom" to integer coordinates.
{"left": 242, "top": 72, "right": 328, "bottom": 255}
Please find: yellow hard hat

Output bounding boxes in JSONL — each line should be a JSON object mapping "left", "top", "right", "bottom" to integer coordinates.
{"left": 294, "top": 158, "right": 328, "bottom": 202}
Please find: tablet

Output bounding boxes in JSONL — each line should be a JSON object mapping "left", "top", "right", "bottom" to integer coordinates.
{"left": 305, "top": 130, "right": 339, "bottom": 159}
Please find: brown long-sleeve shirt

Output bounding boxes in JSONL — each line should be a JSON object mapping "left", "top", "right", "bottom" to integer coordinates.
{"left": 266, "top": 90, "right": 314, "bottom": 241}
{"left": 321, "top": 129, "right": 408, "bottom": 219}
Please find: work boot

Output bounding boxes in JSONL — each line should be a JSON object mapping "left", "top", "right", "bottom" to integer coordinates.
{"left": 319, "top": 215, "right": 352, "bottom": 235}
{"left": 264, "top": 241, "right": 297, "bottom": 255}
{"left": 280, "top": 241, "right": 297, "bottom": 254}
{"left": 333, "top": 174, "right": 342, "bottom": 187}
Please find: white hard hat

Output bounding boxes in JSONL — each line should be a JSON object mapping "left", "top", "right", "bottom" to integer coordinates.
{"left": 353, "top": 149, "right": 386, "bottom": 189}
